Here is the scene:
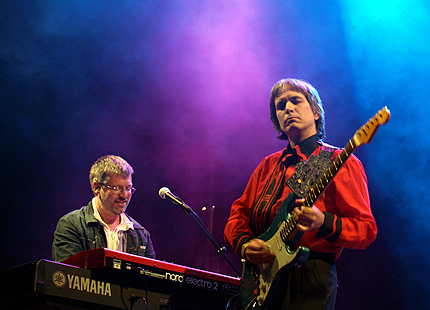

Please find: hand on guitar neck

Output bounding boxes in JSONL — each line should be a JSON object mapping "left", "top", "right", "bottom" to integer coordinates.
{"left": 292, "top": 198, "right": 325, "bottom": 231}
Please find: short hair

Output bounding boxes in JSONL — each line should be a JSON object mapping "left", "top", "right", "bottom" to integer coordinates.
{"left": 89, "top": 155, "right": 134, "bottom": 193}
{"left": 269, "top": 78, "right": 325, "bottom": 140}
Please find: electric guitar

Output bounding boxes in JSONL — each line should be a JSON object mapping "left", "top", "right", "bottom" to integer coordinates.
{"left": 241, "top": 106, "right": 391, "bottom": 310}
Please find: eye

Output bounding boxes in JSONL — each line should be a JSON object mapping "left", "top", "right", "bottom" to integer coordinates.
{"left": 290, "top": 97, "right": 302, "bottom": 105}
{"left": 276, "top": 100, "right": 286, "bottom": 111}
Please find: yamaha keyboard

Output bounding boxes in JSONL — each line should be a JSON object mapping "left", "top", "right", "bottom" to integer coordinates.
{"left": 0, "top": 248, "right": 240, "bottom": 310}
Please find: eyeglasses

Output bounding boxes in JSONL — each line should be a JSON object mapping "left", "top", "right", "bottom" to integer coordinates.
{"left": 99, "top": 182, "right": 136, "bottom": 194}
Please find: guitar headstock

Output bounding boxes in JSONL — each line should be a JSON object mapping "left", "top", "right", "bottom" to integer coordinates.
{"left": 352, "top": 106, "right": 391, "bottom": 147}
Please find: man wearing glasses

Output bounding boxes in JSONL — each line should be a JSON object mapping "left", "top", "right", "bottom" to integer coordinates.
{"left": 52, "top": 155, "right": 156, "bottom": 262}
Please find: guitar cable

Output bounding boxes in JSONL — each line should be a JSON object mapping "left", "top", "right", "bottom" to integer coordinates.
{"left": 134, "top": 266, "right": 149, "bottom": 310}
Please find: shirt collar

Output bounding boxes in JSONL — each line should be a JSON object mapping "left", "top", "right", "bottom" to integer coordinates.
{"left": 287, "top": 134, "right": 320, "bottom": 158}
{"left": 118, "top": 213, "right": 134, "bottom": 231}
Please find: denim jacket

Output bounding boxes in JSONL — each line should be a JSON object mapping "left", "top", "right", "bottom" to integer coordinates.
{"left": 52, "top": 200, "right": 156, "bottom": 262}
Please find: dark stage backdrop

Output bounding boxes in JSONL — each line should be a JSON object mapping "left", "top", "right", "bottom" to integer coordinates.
{"left": 1, "top": 1, "right": 430, "bottom": 309}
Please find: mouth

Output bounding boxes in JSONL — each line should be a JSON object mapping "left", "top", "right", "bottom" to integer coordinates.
{"left": 116, "top": 200, "right": 128, "bottom": 206}
{"left": 285, "top": 117, "right": 298, "bottom": 125}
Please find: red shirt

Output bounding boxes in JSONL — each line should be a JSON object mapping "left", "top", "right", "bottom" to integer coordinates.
{"left": 224, "top": 141, "right": 377, "bottom": 261}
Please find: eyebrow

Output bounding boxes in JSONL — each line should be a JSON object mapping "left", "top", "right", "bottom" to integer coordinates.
{"left": 276, "top": 95, "right": 303, "bottom": 102}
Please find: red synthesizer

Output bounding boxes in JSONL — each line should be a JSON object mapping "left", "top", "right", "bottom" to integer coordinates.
{"left": 63, "top": 248, "right": 240, "bottom": 309}
{"left": 0, "top": 248, "right": 240, "bottom": 310}
{"left": 63, "top": 248, "right": 240, "bottom": 294}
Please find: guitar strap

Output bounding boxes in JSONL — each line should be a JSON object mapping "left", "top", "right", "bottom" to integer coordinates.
{"left": 286, "top": 143, "right": 337, "bottom": 200}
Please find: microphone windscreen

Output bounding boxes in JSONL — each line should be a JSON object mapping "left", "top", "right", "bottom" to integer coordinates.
{"left": 159, "top": 187, "right": 170, "bottom": 199}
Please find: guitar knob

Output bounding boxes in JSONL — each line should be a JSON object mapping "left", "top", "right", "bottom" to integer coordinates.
{"left": 257, "top": 295, "right": 263, "bottom": 304}
{"left": 259, "top": 283, "right": 266, "bottom": 293}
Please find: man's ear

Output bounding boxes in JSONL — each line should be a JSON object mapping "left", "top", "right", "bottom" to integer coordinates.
{"left": 93, "top": 181, "right": 101, "bottom": 195}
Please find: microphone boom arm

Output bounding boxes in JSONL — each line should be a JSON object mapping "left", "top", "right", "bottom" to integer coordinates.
{"left": 160, "top": 188, "right": 241, "bottom": 277}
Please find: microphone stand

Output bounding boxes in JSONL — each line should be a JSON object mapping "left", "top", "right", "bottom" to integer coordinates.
{"left": 169, "top": 196, "right": 241, "bottom": 278}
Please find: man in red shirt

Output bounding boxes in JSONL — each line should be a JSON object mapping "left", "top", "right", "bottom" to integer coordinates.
{"left": 224, "top": 78, "right": 377, "bottom": 310}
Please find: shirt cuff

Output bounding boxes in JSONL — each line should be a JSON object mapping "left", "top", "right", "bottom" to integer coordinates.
{"left": 314, "top": 211, "right": 342, "bottom": 243}
{"left": 234, "top": 234, "right": 253, "bottom": 258}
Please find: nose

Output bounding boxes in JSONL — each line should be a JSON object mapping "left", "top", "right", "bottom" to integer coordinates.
{"left": 118, "top": 189, "right": 129, "bottom": 198}
{"left": 281, "top": 100, "right": 294, "bottom": 114}
{"left": 283, "top": 100, "right": 294, "bottom": 113}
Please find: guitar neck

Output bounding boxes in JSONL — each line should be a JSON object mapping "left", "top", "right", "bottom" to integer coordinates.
{"left": 302, "top": 140, "right": 355, "bottom": 208}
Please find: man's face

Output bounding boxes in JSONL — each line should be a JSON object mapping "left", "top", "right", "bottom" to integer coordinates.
{"left": 274, "top": 90, "right": 319, "bottom": 143}
{"left": 94, "top": 173, "right": 133, "bottom": 217}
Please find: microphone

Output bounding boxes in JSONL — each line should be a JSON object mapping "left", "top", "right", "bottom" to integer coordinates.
{"left": 159, "top": 187, "right": 192, "bottom": 213}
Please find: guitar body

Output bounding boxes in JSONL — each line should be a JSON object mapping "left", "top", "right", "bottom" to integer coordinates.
{"left": 241, "top": 193, "right": 310, "bottom": 310}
